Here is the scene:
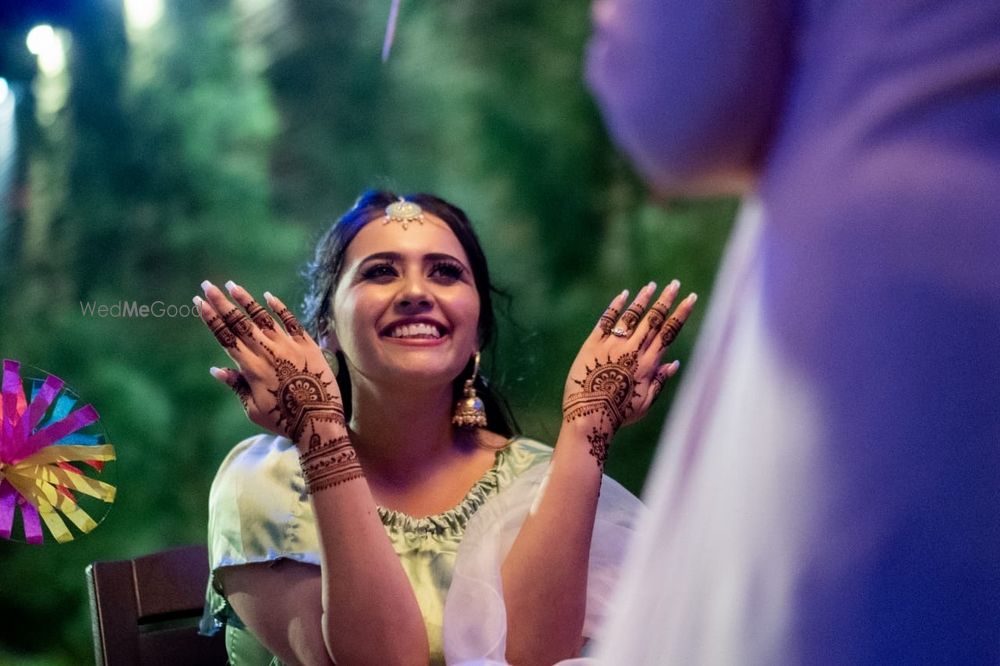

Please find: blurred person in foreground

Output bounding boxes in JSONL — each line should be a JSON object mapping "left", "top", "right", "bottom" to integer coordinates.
{"left": 587, "top": 0, "right": 1000, "bottom": 663}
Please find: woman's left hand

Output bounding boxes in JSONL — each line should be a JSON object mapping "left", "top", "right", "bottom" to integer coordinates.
{"left": 561, "top": 280, "right": 696, "bottom": 466}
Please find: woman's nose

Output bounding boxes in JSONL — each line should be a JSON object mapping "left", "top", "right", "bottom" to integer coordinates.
{"left": 395, "top": 275, "right": 433, "bottom": 311}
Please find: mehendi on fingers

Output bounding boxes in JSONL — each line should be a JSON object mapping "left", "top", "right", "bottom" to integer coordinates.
{"left": 207, "top": 314, "right": 238, "bottom": 349}
{"left": 245, "top": 299, "right": 276, "bottom": 332}
{"left": 269, "top": 359, "right": 344, "bottom": 441}
{"left": 598, "top": 305, "right": 621, "bottom": 338}
{"left": 618, "top": 303, "right": 645, "bottom": 337}
{"left": 222, "top": 307, "right": 256, "bottom": 341}
{"left": 649, "top": 369, "right": 669, "bottom": 403}
{"left": 563, "top": 351, "right": 641, "bottom": 466}
{"left": 640, "top": 303, "right": 669, "bottom": 348}
{"left": 275, "top": 306, "right": 305, "bottom": 338}
{"left": 660, "top": 317, "right": 683, "bottom": 350}
{"left": 299, "top": 433, "right": 364, "bottom": 493}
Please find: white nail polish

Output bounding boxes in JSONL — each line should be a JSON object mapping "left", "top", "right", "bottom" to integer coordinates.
{"left": 200, "top": 280, "right": 212, "bottom": 292}
{"left": 263, "top": 291, "right": 274, "bottom": 301}
{"left": 224, "top": 280, "right": 237, "bottom": 292}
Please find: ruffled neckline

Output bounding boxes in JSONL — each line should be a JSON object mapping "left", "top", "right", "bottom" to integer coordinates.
{"left": 376, "top": 437, "right": 518, "bottom": 536}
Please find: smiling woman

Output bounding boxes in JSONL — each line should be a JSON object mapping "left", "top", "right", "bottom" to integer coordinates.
{"left": 194, "top": 190, "right": 697, "bottom": 665}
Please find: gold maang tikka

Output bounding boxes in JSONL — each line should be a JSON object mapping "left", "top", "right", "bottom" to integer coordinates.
{"left": 452, "top": 352, "right": 488, "bottom": 429}
{"left": 384, "top": 198, "right": 424, "bottom": 230}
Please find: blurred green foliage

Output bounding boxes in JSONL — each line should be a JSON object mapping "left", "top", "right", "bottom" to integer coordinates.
{"left": 0, "top": 0, "right": 735, "bottom": 662}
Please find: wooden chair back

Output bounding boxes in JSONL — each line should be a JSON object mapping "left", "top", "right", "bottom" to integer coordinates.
{"left": 86, "top": 544, "right": 227, "bottom": 665}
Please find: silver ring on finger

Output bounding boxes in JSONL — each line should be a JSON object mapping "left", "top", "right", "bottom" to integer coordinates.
{"left": 611, "top": 327, "right": 628, "bottom": 338}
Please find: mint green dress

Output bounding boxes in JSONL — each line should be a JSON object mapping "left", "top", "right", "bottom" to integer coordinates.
{"left": 201, "top": 433, "right": 642, "bottom": 664}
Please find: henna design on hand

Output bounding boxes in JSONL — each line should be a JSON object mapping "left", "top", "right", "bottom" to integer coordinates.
{"left": 586, "top": 426, "right": 611, "bottom": 470}
{"left": 258, "top": 340, "right": 276, "bottom": 361}
{"left": 232, "top": 373, "right": 252, "bottom": 412}
{"left": 650, "top": 370, "right": 669, "bottom": 403}
{"left": 563, "top": 351, "right": 640, "bottom": 431}
{"left": 207, "top": 314, "right": 238, "bottom": 349}
{"left": 222, "top": 307, "right": 255, "bottom": 340}
{"left": 299, "top": 433, "right": 364, "bottom": 493}
{"left": 275, "top": 306, "right": 305, "bottom": 338}
{"left": 660, "top": 317, "right": 683, "bottom": 350}
{"left": 640, "top": 303, "right": 669, "bottom": 348}
{"left": 564, "top": 351, "right": 642, "bottom": 467}
{"left": 618, "top": 303, "right": 644, "bottom": 336}
{"left": 268, "top": 360, "right": 344, "bottom": 441}
{"left": 244, "top": 299, "right": 275, "bottom": 332}
{"left": 598, "top": 305, "right": 621, "bottom": 338}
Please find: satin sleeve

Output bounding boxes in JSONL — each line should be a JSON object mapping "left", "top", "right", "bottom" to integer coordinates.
{"left": 199, "top": 433, "right": 318, "bottom": 637}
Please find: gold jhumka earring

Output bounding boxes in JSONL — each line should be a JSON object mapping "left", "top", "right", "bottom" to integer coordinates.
{"left": 452, "top": 352, "right": 487, "bottom": 429}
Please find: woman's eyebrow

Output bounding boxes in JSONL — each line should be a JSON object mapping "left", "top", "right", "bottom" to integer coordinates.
{"left": 423, "top": 252, "right": 467, "bottom": 266}
{"left": 358, "top": 252, "right": 401, "bottom": 264}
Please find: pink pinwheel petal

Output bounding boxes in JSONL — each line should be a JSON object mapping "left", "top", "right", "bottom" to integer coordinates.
{"left": 20, "top": 404, "right": 99, "bottom": 463}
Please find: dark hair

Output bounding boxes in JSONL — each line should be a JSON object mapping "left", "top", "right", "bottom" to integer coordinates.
{"left": 303, "top": 189, "right": 517, "bottom": 437}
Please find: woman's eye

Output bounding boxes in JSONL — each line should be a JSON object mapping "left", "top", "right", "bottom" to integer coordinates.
{"left": 430, "top": 262, "right": 465, "bottom": 282}
{"left": 360, "top": 263, "right": 399, "bottom": 281}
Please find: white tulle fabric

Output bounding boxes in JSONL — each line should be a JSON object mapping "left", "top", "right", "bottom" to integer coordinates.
{"left": 444, "top": 462, "right": 645, "bottom": 665}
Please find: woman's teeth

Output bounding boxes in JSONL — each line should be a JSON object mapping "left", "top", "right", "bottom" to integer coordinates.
{"left": 388, "top": 323, "right": 442, "bottom": 339}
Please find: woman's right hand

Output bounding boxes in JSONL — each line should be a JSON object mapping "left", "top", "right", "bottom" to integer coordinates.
{"left": 194, "top": 280, "right": 345, "bottom": 447}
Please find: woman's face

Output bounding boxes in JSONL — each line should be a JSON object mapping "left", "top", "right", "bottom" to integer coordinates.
{"left": 328, "top": 213, "right": 481, "bottom": 390}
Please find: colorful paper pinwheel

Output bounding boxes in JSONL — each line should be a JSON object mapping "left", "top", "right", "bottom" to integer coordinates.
{"left": 0, "top": 359, "right": 116, "bottom": 544}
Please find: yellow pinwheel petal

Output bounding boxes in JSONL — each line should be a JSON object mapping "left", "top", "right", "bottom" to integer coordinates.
{"left": 11, "top": 464, "right": 116, "bottom": 502}
{"left": 1, "top": 447, "right": 115, "bottom": 543}
{"left": 19, "top": 444, "right": 115, "bottom": 465}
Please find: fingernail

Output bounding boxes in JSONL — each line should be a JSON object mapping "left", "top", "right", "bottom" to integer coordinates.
{"left": 646, "top": 281, "right": 657, "bottom": 292}
{"left": 224, "top": 280, "right": 237, "bottom": 291}
{"left": 618, "top": 289, "right": 629, "bottom": 300}
{"left": 192, "top": 295, "right": 203, "bottom": 308}
{"left": 263, "top": 291, "right": 274, "bottom": 302}
{"left": 669, "top": 359, "right": 681, "bottom": 374}
{"left": 688, "top": 293, "right": 698, "bottom": 304}
{"left": 200, "top": 280, "right": 213, "bottom": 293}
{"left": 669, "top": 279, "right": 680, "bottom": 291}
{"left": 209, "top": 367, "right": 224, "bottom": 379}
